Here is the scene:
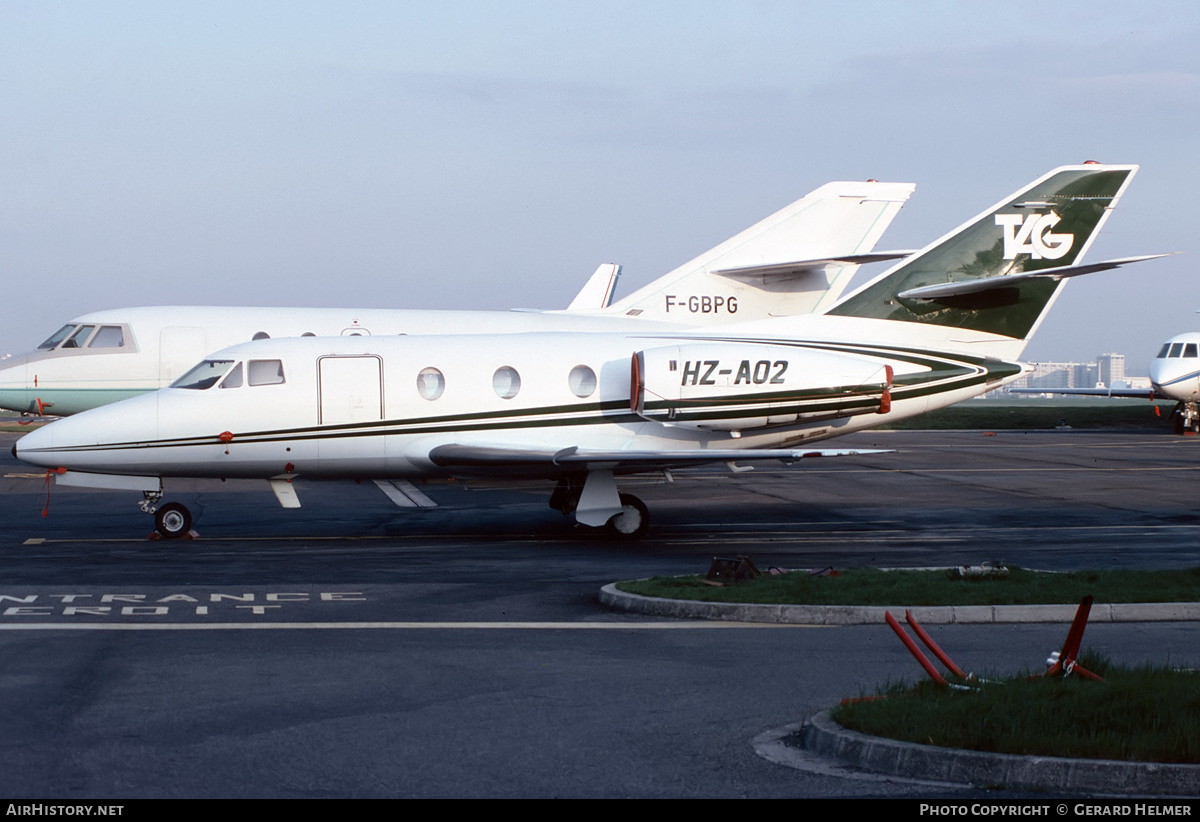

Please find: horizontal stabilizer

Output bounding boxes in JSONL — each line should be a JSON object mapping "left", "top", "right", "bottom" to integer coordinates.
{"left": 711, "top": 250, "right": 915, "bottom": 284}
{"left": 897, "top": 254, "right": 1171, "bottom": 301}
{"left": 428, "top": 442, "right": 890, "bottom": 475}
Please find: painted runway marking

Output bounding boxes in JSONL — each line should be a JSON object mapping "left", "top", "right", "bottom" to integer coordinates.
{"left": 0, "top": 621, "right": 815, "bottom": 631}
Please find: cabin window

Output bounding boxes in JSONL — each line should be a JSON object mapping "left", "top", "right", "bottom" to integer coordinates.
{"left": 61, "top": 325, "right": 95, "bottom": 349}
{"left": 1157, "top": 344, "right": 1171, "bottom": 359}
{"left": 417, "top": 367, "right": 445, "bottom": 400}
{"left": 1169, "top": 343, "right": 1185, "bottom": 358}
{"left": 1186, "top": 344, "right": 1199, "bottom": 359}
{"left": 89, "top": 325, "right": 125, "bottom": 348}
{"left": 568, "top": 365, "right": 597, "bottom": 398}
{"left": 38, "top": 325, "right": 75, "bottom": 350}
{"left": 252, "top": 331, "right": 270, "bottom": 341}
{"left": 493, "top": 366, "right": 521, "bottom": 400}
{"left": 248, "top": 359, "right": 285, "bottom": 386}
{"left": 172, "top": 360, "right": 235, "bottom": 390}
{"left": 219, "top": 362, "right": 244, "bottom": 389}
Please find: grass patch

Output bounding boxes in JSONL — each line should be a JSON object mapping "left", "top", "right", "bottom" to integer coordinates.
{"left": 616, "top": 566, "right": 1200, "bottom": 606}
{"left": 0, "top": 412, "right": 49, "bottom": 433}
{"left": 880, "top": 399, "right": 1175, "bottom": 430}
{"left": 0, "top": 423, "right": 46, "bottom": 433}
{"left": 833, "top": 657, "right": 1200, "bottom": 763}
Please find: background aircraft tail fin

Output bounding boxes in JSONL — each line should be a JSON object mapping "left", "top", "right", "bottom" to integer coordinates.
{"left": 602, "top": 180, "right": 914, "bottom": 323}
{"left": 826, "top": 163, "right": 1139, "bottom": 349}
{"left": 565, "top": 264, "right": 622, "bottom": 311}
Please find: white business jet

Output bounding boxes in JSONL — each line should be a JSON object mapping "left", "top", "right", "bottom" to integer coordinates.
{"left": 0, "top": 180, "right": 914, "bottom": 418}
{"left": 16, "top": 164, "right": 1165, "bottom": 538}
{"left": 1011, "top": 332, "right": 1200, "bottom": 432}
{"left": 1149, "top": 333, "right": 1200, "bottom": 431}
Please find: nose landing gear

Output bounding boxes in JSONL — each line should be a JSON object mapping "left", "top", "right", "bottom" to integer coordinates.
{"left": 139, "top": 490, "right": 194, "bottom": 539}
{"left": 154, "top": 502, "right": 193, "bottom": 539}
{"left": 1175, "top": 401, "right": 1200, "bottom": 435}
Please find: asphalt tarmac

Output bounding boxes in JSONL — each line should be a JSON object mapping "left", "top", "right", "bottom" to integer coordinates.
{"left": 1, "top": 428, "right": 1197, "bottom": 798}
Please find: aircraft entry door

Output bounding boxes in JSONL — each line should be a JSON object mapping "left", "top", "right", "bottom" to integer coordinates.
{"left": 318, "top": 355, "right": 383, "bottom": 426}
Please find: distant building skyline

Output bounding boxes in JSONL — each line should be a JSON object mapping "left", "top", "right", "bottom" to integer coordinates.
{"left": 1008, "top": 351, "right": 1149, "bottom": 393}
{"left": 1097, "top": 353, "right": 1126, "bottom": 388}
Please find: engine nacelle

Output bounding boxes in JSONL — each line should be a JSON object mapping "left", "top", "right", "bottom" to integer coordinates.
{"left": 631, "top": 343, "right": 895, "bottom": 431}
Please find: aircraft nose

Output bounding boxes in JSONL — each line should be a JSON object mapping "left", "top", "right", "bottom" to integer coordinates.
{"left": 13, "top": 423, "right": 53, "bottom": 468}
{"left": 1148, "top": 361, "right": 1166, "bottom": 387}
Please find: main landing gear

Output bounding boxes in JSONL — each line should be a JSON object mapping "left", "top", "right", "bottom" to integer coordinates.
{"left": 605, "top": 494, "right": 650, "bottom": 538}
{"left": 139, "top": 491, "right": 194, "bottom": 539}
{"left": 550, "top": 471, "right": 650, "bottom": 539}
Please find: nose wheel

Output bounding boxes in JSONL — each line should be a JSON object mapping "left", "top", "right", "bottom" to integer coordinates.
{"left": 1173, "top": 401, "right": 1200, "bottom": 435}
{"left": 154, "top": 502, "right": 193, "bottom": 539}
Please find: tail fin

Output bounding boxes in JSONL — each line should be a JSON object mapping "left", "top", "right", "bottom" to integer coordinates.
{"left": 827, "top": 164, "right": 1140, "bottom": 350}
{"left": 602, "top": 180, "right": 915, "bottom": 324}
{"left": 565, "top": 263, "right": 622, "bottom": 311}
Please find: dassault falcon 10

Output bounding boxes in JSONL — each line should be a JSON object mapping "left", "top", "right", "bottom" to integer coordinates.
{"left": 14, "top": 164, "right": 1166, "bottom": 538}
{"left": 0, "top": 179, "right": 914, "bottom": 417}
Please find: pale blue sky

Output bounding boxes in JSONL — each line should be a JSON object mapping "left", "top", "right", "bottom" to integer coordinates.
{"left": 3, "top": 1, "right": 1198, "bottom": 372}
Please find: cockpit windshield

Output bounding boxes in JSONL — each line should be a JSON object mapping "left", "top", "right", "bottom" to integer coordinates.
{"left": 1159, "top": 342, "right": 1199, "bottom": 359}
{"left": 37, "top": 325, "right": 76, "bottom": 350}
{"left": 34, "top": 323, "right": 130, "bottom": 352}
{"left": 89, "top": 325, "right": 126, "bottom": 348}
{"left": 61, "top": 325, "right": 96, "bottom": 348}
{"left": 172, "top": 360, "right": 236, "bottom": 390}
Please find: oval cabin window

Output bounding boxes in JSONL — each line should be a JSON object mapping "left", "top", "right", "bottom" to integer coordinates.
{"left": 417, "top": 367, "right": 445, "bottom": 401}
{"left": 568, "top": 365, "right": 597, "bottom": 398}
{"left": 493, "top": 366, "right": 521, "bottom": 400}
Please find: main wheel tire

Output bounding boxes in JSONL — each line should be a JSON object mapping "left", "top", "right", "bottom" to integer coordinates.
{"left": 605, "top": 493, "right": 649, "bottom": 539}
{"left": 155, "top": 502, "right": 192, "bottom": 539}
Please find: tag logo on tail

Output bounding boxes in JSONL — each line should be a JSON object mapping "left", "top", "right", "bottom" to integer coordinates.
{"left": 995, "top": 212, "right": 1074, "bottom": 260}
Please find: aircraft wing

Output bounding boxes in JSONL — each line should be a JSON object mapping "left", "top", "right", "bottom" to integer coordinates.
{"left": 427, "top": 443, "right": 891, "bottom": 475}
{"left": 1008, "top": 387, "right": 1156, "bottom": 399}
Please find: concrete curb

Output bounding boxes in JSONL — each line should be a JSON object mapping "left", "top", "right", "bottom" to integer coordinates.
{"left": 598, "top": 584, "right": 1200, "bottom": 624}
{"left": 795, "top": 710, "right": 1200, "bottom": 796}
{"left": 602, "top": 584, "right": 1200, "bottom": 795}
